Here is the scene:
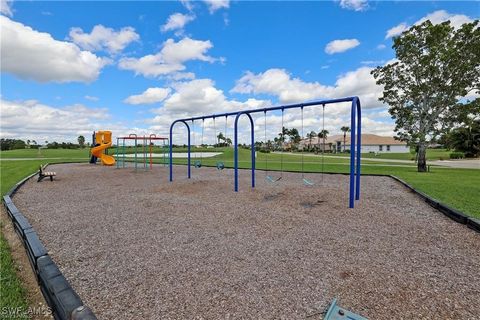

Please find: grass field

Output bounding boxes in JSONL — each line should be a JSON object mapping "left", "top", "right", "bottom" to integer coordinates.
{"left": 328, "top": 148, "right": 452, "bottom": 161}
{"left": 0, "top": 222, "right": 29, "bottom": 320}
{"left": 0, "top": 147, "right": 478, "bottom": 314}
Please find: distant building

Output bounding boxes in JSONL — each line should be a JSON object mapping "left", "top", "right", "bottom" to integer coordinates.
{"left": 300, "top": 134, "right": 409, "bottom": 153}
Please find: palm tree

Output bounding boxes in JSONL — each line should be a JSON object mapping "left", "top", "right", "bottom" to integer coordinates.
{"left": 317, "top": 130, "right": 329, "bottom": 153}
{"left": 307, "top": 131, "right": 316, "bottom": 151}
{"left": 341, "top": 126, "right": 350, "bottom": 152}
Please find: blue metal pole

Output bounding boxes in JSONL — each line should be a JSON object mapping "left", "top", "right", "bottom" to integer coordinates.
{"left": 248, "top": 113, "right": 255, "bottom": 188}
{"left": 186, "top": 121, "right": 191, "bottom": 179}
{"left": 355, "top": 98, "right": 362, "bottom": 201}
{"left": 171, "top": 97, "right": 357, "bottom": 124}
{"left": 349, "top": 100, "right": 357, "bottom": 208}
{"left": 234, "top": 114, "right": 239, "bottom": 192}
{"left": 233, "top": 112, "right": 255, "bottom": 190}
{"left": 169, "top": 120, "right": 191, "bottom": 182}
{"left": 169, "top": 122, "right": 174, "bottom": 182}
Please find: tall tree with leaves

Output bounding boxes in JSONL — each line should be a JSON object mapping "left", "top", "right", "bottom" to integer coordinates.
{"left": 78, "top": 135, "right": 85, "bottom": 148}
{"left": 372, "top": 20, "right": 479, "bottom": 172}
{"left": 317, "top": 130, "right": 329, "bottom": 153}
{"left": 340, "top": 126, "right": 350, "bottom": 152}
{"left": 216, "top": 132, "right": 225, "bottom": 145}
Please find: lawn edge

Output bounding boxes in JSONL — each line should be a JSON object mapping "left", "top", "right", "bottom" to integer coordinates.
{"left": 388, "top": 175, "right": 480, "bottom": 233}
{"left": 2, "top": 163, "right": 97, "bottom": 320}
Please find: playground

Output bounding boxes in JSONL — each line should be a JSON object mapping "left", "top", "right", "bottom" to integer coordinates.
{"left": 11, "top": 163, "right": 480, "bottom": 319}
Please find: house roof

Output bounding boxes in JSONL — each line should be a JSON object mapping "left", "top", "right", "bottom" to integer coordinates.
{"left": 301, "top": 134, "right": 406, "bottom": 145}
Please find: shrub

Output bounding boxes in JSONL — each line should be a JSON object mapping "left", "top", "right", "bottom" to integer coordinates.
{"left": 449, "top": 152, "right": 465, "bottom": 159}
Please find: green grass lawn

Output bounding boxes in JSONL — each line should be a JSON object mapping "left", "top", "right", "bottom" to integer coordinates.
{"left": 326, "top": 148, "right": 452, "bottom": 161}
{"left": 0, "top": 147, "right": 90, "bottom": 159}
{"left": 0, "top": 223, "right": 29, "bottom": 319}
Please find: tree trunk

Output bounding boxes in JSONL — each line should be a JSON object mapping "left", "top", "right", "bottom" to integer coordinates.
{"left": 417, "top": 143, "right": 427, "bottom": 172}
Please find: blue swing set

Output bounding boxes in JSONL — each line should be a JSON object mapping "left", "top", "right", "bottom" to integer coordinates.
{"left": 169, "top": 96, "right": 361, "bottom": 208}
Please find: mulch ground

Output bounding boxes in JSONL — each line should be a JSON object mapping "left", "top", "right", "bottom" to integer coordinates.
{"left": 13, "top": 163, "right": 480, "bottom": 319}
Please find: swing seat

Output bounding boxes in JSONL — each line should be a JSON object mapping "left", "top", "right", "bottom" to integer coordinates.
{"left": 303, "top": 178, "right": 314, "bottom": 186}
{"left": 194, "top": 160, "right": 202, "bottom": 168}
{"left": 216, "top": 161, "right": 225, "bottom": 170}
{"left": 266, "top": 175, "right": 282, "bottom": 183}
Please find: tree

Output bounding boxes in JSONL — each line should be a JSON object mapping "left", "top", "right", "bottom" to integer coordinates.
{"left": 341, "top": 126, "right": 350, "bottom": 152}
{"left": 78, "top": 135, "right": 86, "bottom": 148}
{"left": 317, "top": 130, "right": 329, "bottom": 153}
{"left": 446, "top": 119, "right": 480, "bottom": 157}
{"left": 1, "top": 139, "right": 26, "bottom": 150}
{"left": 216, "top": 132, "right": 225, "bottom": 145}
{"left": 288, "top": 128, "right": 301, "bottom": 145}
{"left": 372, "top": 20, "right": 480, "bottom": 172}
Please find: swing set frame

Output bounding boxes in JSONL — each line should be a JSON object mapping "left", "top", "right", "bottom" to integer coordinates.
{"left": 169, "top": 96, "right": 361, "bottom": 208}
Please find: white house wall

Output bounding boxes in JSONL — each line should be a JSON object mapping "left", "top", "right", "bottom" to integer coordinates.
{"left": 345, "top": 144, "right": 410, "bottom": 153}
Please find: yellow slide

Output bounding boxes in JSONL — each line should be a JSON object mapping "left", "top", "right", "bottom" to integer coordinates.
{"left": 91, "top": 130, "right": 116, "bottom": 166}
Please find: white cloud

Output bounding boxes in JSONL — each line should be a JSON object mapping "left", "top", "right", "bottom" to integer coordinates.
{"left": 385, "top": 22, "right": 409, "bottom": 39}
{"left": 416, "top": 10, "right": 473, "bottom": 28}
{"left": 124, "top": 87, "right": 171, "bottom": 105}
{"left": 203, "top": 0, "right": 230, "bottom": 13}
{"left": 69, "top": 24, "right": 139, "bottom": 54}
{"left": 180, "top": 0, "right": 194, "bottom": 11}
{"left": 85, "top": 95, "right": 99, "bottom": 101}
{"left": 0, "top": 98, "right": 112, "bottom": 141}
{"left": 231, "top": 67, "right": 383, "bottom": 108}
{"left": 1, "top": 0, "right": 13, "bottom": 16}
{"left": 385, "top": 10, "right": 474, "bottom": 39}
{"left": 0, "top": 16, "right": 108, "bottom": 83}
{"left": 144, "top": 77, "right": 392, "bottom": 144}
{"left": 339, "top": 0, "right": 368, "bottom": 12}
{"left": 361, "top": 117, "right": 395, "bottom": 136}
{"left": 376, "top": 44, "right": 387, "bottom": 50}
{"left": 325, "top": 39, "right": 360, "bottom": 54}
{"left": 161, "top": 13, "right": 195, "bottom": 34}
{"left": 118, "top": 37, "right": 219, "bottom": 78}
{"left": 147, "top": 78, "right": 269, "bottom": 142}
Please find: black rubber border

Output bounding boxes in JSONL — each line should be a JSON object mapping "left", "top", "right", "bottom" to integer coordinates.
{"left": 2, "top": 163, "right": 97, "bottom": 320}
{"left": 387, "top": 175, "right": 479, "bottom": 233}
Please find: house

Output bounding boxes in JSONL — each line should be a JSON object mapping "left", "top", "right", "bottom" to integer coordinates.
{"left": 300, "top": 134, "right": 409, "bottom": 153}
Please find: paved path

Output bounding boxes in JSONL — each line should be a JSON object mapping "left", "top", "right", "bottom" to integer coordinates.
{"left": 274, "top": 152, "right": 480, "bottom": 169}
{"left": 430, "top": 159, "right": 480, "bottom": 169}
{"left": 120, "top": 152, "right": 222, "bottom": 158}
{"left": 273, "top": 152, "right": 414, "bottom": 164}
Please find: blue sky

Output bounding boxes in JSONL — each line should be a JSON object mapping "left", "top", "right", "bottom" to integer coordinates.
{"left": 1, "top": 0, "right": 478, "bottom": 143}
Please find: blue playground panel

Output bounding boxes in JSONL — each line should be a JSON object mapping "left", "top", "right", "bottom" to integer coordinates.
{"left": 324, "top": 299, "right": 367, "bottom": 320}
